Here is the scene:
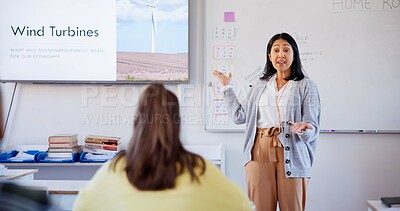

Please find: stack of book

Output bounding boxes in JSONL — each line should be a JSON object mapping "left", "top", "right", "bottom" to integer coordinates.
{"left": 47, "top": 134, "right": 82, "bottom": 159}
{"left": 83, "top": 135, "right": 121, "bottom": 161}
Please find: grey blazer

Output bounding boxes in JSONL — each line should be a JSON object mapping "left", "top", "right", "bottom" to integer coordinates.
{"left": 223, "top": 77, "right": 321, "bottom": 178}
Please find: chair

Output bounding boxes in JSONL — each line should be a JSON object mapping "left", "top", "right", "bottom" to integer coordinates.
{"left": 0, "top": 182, "right": 50, "bottom": 211}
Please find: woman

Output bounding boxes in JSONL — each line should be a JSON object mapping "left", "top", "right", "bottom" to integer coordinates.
{"left": 213, "top": 33, "right": 321, "bottom": 211}
{"left": 73, "top": 84, "right": 253, "bottom": 211}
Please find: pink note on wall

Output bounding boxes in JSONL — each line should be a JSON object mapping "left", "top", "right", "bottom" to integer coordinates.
{"left": 224, "top": 12, "right": 235, "bottom": 22}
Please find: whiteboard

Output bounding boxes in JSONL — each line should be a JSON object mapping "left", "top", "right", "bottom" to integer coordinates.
{"left": 204, "top": 0, "right": 400, "bottom": 132}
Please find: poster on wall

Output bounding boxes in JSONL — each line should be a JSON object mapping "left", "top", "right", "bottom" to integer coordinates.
{"left": 0, "top": 0, "right": 189, "bottom": 83}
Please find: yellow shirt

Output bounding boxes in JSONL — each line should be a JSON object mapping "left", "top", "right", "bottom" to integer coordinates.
{"left": 73, "top": 158, "right": 253, "bottom": 211}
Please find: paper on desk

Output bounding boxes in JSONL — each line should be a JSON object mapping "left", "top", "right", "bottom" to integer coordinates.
{"left": 7, "top": 151, "right": 35, "bottom": 161}
{"left": 12, "top": 145, "right": 48, "bottom": 151}
{"left": 84, "top": 154, "right": 115, "bottom": 160}
{"left": 0, "top": 164, "right": 7, "bottom": 176}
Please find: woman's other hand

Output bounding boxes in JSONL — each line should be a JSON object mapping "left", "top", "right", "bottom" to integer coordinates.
{"left": 289, "top": 121, "right": 314, "bottom": 134}
{"left": 212, "top": 70, "right": 232, "bottom": 86}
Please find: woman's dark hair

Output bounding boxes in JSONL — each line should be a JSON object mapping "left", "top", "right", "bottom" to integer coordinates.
{"left": 260, "top": 32, "right": 305, "bottom": 81}
{"left": 111, "top": 83, "right": 205, "bottom": 190}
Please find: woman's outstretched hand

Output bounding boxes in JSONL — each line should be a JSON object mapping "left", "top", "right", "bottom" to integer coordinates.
{"left": 212, "top": 70, "right": 232, "bottom": 86}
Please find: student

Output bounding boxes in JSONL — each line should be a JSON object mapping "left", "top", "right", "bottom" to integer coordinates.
{"left": 73, "top": 84, "right": 253, "bottom": 211}
{"left": 213, "top": 32, "right": 321, "bottom": 211}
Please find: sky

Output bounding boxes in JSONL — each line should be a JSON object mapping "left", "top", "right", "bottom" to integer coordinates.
{"left": 116, "top": 0, "right": 188, "bottom": 54}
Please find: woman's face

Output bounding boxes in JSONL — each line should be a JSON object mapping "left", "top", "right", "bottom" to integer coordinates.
{"left": 268, "top": 38, "right": 294, "bottom": 73}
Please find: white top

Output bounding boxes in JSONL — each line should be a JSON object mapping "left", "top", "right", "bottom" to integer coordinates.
{"left": 257, "top": 74, "right": 293, "bottom": 128}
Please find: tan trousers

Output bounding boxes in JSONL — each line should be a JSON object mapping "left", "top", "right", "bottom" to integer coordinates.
{"left": 245, "top": 128, "right": 308, "bottom": 211}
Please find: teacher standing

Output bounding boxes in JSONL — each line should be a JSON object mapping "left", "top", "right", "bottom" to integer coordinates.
{"left": 213, "top": 32, "right": 321, "bottom": 211}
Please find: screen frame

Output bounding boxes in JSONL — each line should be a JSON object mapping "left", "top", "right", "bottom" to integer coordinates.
{"left": 0, "top": 0, "right": 190, "bottom": 84}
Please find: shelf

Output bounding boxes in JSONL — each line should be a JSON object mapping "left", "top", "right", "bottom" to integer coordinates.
{"left": 2, "top": 162, "right": 103, "bottom": 167}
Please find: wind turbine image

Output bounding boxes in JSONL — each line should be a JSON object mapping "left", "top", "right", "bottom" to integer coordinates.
{"left": 130, "top": 0, "right": 161, "bottom": 53}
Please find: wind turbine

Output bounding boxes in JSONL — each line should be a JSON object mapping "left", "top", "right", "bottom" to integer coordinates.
{"left": 130, "top": 0, "right": 161, "bottom": 53}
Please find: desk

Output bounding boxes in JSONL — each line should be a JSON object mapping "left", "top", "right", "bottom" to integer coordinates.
{"left": 367, "top": 200, "right": 400, "bottom": 211}
{"left": 15, "top": 180, "right": 88, "bottom": 194}
{"left": 0, "top": 169, "right": 38, "bottom": 180}
{"left": 15, "top": 180, "right": 88, "bottom": 210}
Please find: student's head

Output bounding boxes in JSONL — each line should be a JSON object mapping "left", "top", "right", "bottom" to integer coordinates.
{"left": 261, "top": 32, "right": 305, "bottom": 81}
{"left": 132, "top": 83, "right": 181, "bottom": 149}
{"left": 112, "top": 83, "right": 205, "bottom": 191}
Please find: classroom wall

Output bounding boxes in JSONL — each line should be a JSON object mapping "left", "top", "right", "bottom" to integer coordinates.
{"left": 1, "top": 1, "right": 399, "bottom": 210}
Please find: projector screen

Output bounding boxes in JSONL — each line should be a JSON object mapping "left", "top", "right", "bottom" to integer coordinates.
{"left": 0, "top": 0, "right": 189, "bottom": 83}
